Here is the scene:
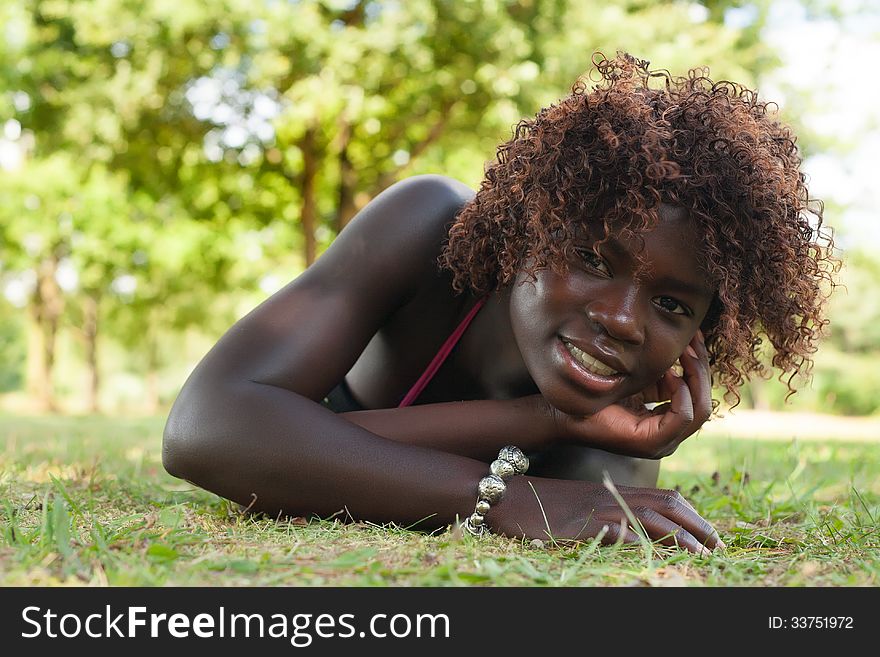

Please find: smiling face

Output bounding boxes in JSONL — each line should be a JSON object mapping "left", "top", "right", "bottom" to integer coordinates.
{"left": 508, "top": 204, "right": 715, "bottom": 415}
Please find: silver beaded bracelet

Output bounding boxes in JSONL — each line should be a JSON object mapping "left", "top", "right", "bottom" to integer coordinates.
{"left": 462, "top": 445, "right": 529, "bottom": 537}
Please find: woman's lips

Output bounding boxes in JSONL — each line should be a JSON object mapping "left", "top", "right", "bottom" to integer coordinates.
{"left": 558, "top": 338, "right": 624, "bottom": 393}
{"left": 563, "top": 340, "right": 619, "bottom": 375}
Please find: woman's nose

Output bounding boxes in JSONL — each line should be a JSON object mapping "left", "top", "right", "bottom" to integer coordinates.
{"left": 586, "top": 286, "right": 645, "bottom": 345}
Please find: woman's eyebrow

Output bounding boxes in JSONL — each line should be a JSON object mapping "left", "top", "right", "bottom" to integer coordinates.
{"left": 651, "top": 275, "right": 714, "bottom": 300}
{"left": 573, "top": 234, "right": 712, "bottom": 297}
{"left": 577, "top": 235, "right": 634, "bottom": 259}
{"left": 598, "top": 239, "right": 713, "bottom": 298}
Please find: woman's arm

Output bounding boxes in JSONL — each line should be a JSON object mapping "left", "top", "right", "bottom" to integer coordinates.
{"left": 338, "top": 395, "right": 555, "bottom": 461}
{"left": 339, "top": 334, "right": 714, "bottom": 460}
{"left": 164, "top": 378, "right": 486, "bottom": 528}
{"left": 165, "top": 377, "right": 719, "bottom": 552}
{"left": 162, "top": 175, "right": 721, "bottom": 550}
{"left": 163, "top": 174, "right": 506, "bottom": 526}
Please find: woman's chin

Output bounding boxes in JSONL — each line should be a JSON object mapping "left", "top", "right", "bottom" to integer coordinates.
{"left": 543, "top": 389, "right": 618, "bottom": 417}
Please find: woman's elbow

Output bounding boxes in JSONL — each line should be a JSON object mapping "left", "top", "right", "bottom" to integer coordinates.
{"left": 161, "top": 393, "right": 222, "bottom": 483}
{"left": 161, "top": 381, "right": 268, "bottom": 485}
{"left": 162, "top": 411, "right": 198, "bottom": 481}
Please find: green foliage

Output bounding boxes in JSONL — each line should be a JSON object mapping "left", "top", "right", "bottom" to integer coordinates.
{"left": 826, "top": 249, "right": 880, "bottom": 354}
{"left": 0, "top": 304, "right": 26, "bottom": 392}
{"left": 737, "top": 348, "right": 880, "bottom": 416}
{"left": 735, "top": 249, "right": 880, "bottom": 416}
{"left": 3, "top": 0, "right": 869, "bottom": 413}
{"left": 807, "top": 348, "right": 880, "bottom": 416}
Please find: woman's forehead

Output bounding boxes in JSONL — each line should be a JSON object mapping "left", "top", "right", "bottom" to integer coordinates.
{"left": 569, "top": 202, "right": 690, "bottom": 235}
{"left": 570, "top": 205, "right": 713, "bottom": 289}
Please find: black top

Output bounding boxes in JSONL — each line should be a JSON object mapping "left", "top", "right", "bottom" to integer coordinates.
{"left": 321, "top": 378, "right": 366, "bottom": 413}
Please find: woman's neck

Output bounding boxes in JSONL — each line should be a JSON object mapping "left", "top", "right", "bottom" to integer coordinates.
{"left": 457, "top": 287, "right": 539, "bottom": 400}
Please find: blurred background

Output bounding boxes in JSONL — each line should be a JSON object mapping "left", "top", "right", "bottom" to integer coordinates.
{"left": 1, "top": 0, "right": 877, "bottom": 422}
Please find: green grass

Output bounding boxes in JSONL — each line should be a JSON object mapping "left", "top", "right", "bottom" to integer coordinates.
{"left": 1, "top": 413, "right": 877, "bottom": 586}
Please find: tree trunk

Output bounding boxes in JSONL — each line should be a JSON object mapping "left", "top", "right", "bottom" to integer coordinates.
{"left": 300, "top": 125, "right": 319, "bottom": 266}
{"left": 334, "top": 120, "right": 358, "bottom": 233}
{"left": 751, "top": 378, "right": 769, "bottom": 411}
{"left": 741, "top": 379, "right": 769, "bottom": 411}
{"left": 145, "top": 367, "right": 160, "bottom": 415}
{"left": 372, "top": 100, "right": 458, "bottom": 196}
{"left": 24, "top": 313, "right": 45, "bottom": 408}
{"left": 27, "top": 256, "right": 64, "bottom": 413}
{"left": 82, "top": 293, "right": 100, "bottom": 414}
{"left": 145, "top": 309, "right": 161, "bottom": 415}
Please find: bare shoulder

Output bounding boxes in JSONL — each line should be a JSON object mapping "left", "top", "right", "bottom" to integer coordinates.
{"left": 377, "top": 174, "right": 475, "bottom": 211}
{"left": 303, "top": 174, "right": 474, "bottom": 298}
{"left": 365, "top": 174, "right": 475, "bottom": 220}
{"left": 179, "top": 175, "right": 475, "bottom": 400}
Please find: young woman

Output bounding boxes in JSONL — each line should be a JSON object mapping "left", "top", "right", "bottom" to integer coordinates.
{"left": 162, "top": 54, "right": 835, "bottom": 554}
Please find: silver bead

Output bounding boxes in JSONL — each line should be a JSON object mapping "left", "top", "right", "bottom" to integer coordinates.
{"left": 477, "top": 474, "right": 506, "bottom": 504}
{"left": 490, "top": 458, "right": 516, "bottom": 480}
{"left": 462, "top": 517, "right": 485, "bottom": 537}
{"left": 469, "top": 513, "right": 484, "bottom": 526}
{"left": 498, "top": 445, "right": 529, "bottom": 474}
{"left": 475, "top": 500, "right": 491, "bottom": 515}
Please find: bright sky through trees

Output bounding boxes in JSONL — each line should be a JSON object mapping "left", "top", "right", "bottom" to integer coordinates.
{"left": 2, "top": 0, "right": 877, "bottom": 414}
{"left": 760, "top": 0, "right": 880, "bottom": 248}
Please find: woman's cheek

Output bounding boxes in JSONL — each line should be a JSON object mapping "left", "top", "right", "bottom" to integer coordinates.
{"left": 648, "top": 345, "right": 686, "bottom": 380}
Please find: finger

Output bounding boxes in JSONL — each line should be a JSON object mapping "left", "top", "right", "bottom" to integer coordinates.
{"left": 618, "top": 370, "right": 691, "bottom": 457}
{"left": 613, "top": 485, "right": 707, "bottom": 523}
{"left": 651, "top": 363, "right": 707, "bottom": 456}
{"left": 638, "top": 381, "right": 663, "bottom": 404}
{"left": 632, "top": 489, "right": 724, "bottom": 551}
{"left": 681, "top": 333, "right": 712, "bottom": 424}
{"left": 588, "top": 519, "right": 641, "bottom": 547}
{"left": 653, "top": 367, "right": 679, "bottom": 402}
{"left": 654, "top": 369, "right": 694, "bottom": 437}
{"left": 616, "top": 393, "right": 652, "bottom": 414}
{"left": 694, "top": 329, "right": 709, "bottom": 361}
{"left": 635, "top": 366, "right": 704, "bottom": 458}
{"left": 680, "top": 493, "right": 698, "bottom": 513}
{"left": 626, "top": 506, "right": 711, "bottom": 555}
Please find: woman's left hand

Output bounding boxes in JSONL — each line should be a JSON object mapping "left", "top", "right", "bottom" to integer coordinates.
{"left": 549, "top": 330, "right": 713, "bottom": 459}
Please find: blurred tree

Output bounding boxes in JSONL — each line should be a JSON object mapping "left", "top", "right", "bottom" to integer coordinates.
{"left": 0, "top": 0, "right": 267, "bottom": 410}
{"left": 0, "top": 156, "right": 78, "bottom": 412}
{"left": 0, "top": 0, "right": 783, "bottom": 412}
{"left": 0, "top": 303, "right": 26, "bottom": 393}
{"left": 238, "top": 0, "right": 773, "bottom": 264}
{"left": 825, "top": 249, "right": 880, "bottom": 354}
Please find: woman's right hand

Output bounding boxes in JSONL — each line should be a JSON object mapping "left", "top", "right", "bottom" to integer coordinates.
{"left": 538, "top": 331, "right": 713, "bottom": 459}
{"left": 489, "top": 475, "right": 724, "bottom": 555}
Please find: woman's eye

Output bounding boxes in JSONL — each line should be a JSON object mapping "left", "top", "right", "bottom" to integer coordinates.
{"left": 654, "top": 296, "right": 690, "bottom": 316}
{"left": 576, "top": 249, "right": 611, "bottom": 276}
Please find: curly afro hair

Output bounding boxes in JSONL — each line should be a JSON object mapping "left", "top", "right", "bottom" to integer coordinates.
{"left": 438, "top": 52, "right": 838, "bottom": 406}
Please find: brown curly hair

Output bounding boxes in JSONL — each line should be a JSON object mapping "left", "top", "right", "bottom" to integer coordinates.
{"left": 438, "top": 52, "right": 838, "bottom": 406}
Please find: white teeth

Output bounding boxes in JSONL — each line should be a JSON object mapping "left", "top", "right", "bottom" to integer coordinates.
{"left": 564, "top": 341, "right": 619, "bottom": 376}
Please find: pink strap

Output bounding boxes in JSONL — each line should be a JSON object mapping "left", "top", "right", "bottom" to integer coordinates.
{"left": 398, "top": 296, "right": 488, "bottom": 407}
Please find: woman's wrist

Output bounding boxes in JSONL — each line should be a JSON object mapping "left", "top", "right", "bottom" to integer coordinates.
{"left": 483, "top": 473, "right": 550, "bottom": 539}
{"left": 525, "top": 393, "right": 572, "bottom": 444}
{"left": 461, "top": 445, "right": 530, "bottom": 536}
